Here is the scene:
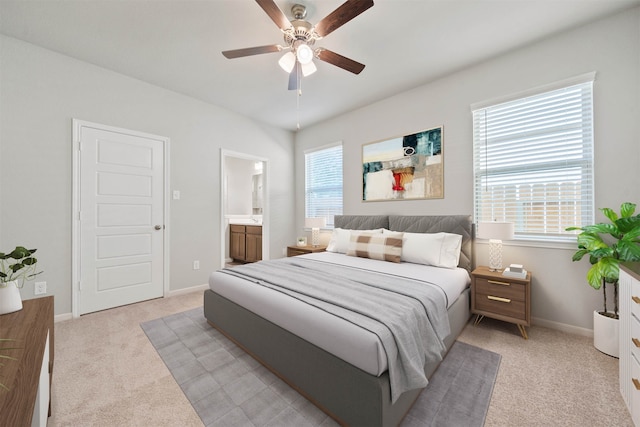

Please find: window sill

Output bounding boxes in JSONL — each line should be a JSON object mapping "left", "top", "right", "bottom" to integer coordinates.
{"left": 476, "top": 237, "right": 577, "bottom": 250}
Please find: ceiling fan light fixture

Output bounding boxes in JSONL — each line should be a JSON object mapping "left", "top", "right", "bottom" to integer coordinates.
{"left": 278, "top": 51, "right": 296, "bottom": 73}
{"left": 301, "top": 61, "right": 317, "bottom": 77}
{"left": 296, "top": 43, "right": 314, "bottom": 65}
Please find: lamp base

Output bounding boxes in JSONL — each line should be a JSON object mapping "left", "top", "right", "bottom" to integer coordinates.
{"left": 311, "top": 227, "right": 320, "bottom": 247}
{"left": 488, "top": 239, "right": 503, "bottom": 271}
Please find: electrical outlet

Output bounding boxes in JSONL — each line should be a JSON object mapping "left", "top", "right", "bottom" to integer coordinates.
{"left": 34, "top": 281, "right": 47, "bottom": 295}
{"left": 193, "top": 260, "right": 200, "bottom": 270}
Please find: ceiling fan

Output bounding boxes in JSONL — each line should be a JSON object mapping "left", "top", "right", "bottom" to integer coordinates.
{"left": 222, "top": 0, "right": 374, "bottom": 91}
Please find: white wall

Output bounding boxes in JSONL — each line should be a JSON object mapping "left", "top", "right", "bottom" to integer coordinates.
{"left": 295, "top": 7, "right": 640, "bottom": 332}
{"left": 0, "top": 35, "right": 296, "bottom": 316}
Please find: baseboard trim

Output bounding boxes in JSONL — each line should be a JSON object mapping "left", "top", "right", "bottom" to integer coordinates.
{"left": 55, "top": 313, "right": 73, "bottom": 323}
{"left": 167, "top": 283, "right": 209, "bottom": 298}
{"left": 54, "top": 283, "right": 210, "bottom": 323}
{"left": 532, "top": 316, "right": 593, "bottom": 337}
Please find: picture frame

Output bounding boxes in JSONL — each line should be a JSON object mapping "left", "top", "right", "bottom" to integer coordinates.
{"left": 362, "top": 126, "right": 443, "bottom": 201}
{"left": 296, "top": 236, "right": 308, "bottom": 247}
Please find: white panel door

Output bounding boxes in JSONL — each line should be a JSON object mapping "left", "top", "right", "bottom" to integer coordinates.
{"left": 79, "top": 125, "right": 164, "bottom": 315}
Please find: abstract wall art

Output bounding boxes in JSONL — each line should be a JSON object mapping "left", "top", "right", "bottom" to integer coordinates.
{"left": 362, "top": 126, "right": 443, "bottom": 201}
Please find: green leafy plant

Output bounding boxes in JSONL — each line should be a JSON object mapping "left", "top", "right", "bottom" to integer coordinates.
{"left": 567, "top": 202, "right": 640, "bottom": 319}
{"left": 0, "top": 246, "right": 42, "bottom": 288}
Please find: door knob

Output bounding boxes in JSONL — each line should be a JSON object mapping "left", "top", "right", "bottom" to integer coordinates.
{"left": 155, "top": 225, "right": 163, "bottom": 230}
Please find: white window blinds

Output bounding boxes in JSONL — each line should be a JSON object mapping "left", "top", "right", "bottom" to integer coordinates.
{"left": 473, "top": 79, "right": 594, "bottom": 241}
{"left": 305, "top": 143, "right": 343, "bottom": 228}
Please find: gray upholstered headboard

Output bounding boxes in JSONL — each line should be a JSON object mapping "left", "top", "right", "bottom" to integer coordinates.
{"left": 334, "top": 214, "right": 474, "bottom": 272}
{"left": 333, "top": 215, "right": 389, "bottom": 230}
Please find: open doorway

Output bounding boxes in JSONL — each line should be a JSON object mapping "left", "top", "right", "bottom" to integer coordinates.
{"left": 220, "top": 149, "right": 268, "bottom": 268}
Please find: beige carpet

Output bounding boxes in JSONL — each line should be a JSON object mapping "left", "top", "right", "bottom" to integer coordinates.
{"left": 50, "top": 290, "right": 632, "bottom": 426}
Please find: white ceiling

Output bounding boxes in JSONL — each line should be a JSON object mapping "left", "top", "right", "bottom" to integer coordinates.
{"left": 1, "top": 0, "right": 638, "bottom": 131}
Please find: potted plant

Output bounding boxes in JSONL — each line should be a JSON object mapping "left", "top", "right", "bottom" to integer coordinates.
{"left": 0, "top": 246, "right": 42, "bottom": 315}
{"left": 567, "top": 202, "right": 640, "bottom": 357}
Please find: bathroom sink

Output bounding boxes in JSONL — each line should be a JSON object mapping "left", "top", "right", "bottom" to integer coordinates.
{"left": 229, "top": 219, "right": 262, "bottom": 225}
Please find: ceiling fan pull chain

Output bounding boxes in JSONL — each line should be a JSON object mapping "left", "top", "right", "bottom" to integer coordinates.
{"left": 296, "top": 75, "right": 301, "bottom": 130}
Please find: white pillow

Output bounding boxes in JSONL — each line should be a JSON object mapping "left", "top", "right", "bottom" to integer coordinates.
{"left": 326, "top": 228, "right": 384, "bottom": 254}
{"left": 383, "top": 229, "right": 462, "bottom": 268}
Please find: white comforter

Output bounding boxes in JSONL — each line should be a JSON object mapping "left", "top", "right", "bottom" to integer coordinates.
{"left": 208, "top": 252, "right": 470, "bottom": 376}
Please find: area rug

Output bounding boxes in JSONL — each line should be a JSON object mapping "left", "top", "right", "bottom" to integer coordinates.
{"left": 141, "top": 308, "right": 500, "bottom": 427}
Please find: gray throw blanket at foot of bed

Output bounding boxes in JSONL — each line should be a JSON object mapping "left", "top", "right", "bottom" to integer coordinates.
{"left": 221, "top": 257, "right": 451, "bottom": 403}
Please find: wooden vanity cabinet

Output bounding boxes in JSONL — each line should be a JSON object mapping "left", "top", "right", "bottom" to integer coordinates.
{"left": 230, "top": 224, "right": 262, "bottom": 263}
{"left": 230, "top": 225, "right": 246, "bottom": 261}
{"left": 245, "top": 226, "right": 262, "bottom": 262}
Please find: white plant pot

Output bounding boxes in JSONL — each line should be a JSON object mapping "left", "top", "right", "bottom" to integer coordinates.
{"left": 593, "top": 310, "right": 619, "bottom": 358}
{"left": 0, "top": 280, "right": 23, "bottom": 315}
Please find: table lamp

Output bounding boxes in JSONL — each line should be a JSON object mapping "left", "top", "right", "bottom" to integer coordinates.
{"left": 305, "top": 217, "right": 326, "bottom": 247}
{"left": 477, "top": 221, "right": 514, "bottom": 271}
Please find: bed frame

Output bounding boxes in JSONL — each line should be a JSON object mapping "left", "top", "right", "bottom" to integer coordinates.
{"left": 204, "top": 215, "right": 473, "bottom": 427}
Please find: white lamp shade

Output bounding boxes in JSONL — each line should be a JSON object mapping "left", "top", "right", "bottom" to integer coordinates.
{"left": 278, "top": 52, "right": 296, "bottom": 73}
{"left": 305, "top": 217, "right": 326, "bottom": 229}
{"left": 477, "top": 221, "right": 514, "bottom": 241}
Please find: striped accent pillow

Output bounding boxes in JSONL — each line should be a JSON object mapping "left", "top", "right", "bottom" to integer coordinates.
{"left": 346, "top": 232, "right": 404, "bottom": 263}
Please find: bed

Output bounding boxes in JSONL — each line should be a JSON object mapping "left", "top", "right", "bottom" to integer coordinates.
{"left": 204, "top": 214, "right": 473, "bottom": 426}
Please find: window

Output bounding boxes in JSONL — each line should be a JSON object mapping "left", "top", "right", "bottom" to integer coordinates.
{"left": 472, "top": 75, "right": 595, "bottom": 241}
{"left": 305, "top": 143, "right": 343, "bottom": 228}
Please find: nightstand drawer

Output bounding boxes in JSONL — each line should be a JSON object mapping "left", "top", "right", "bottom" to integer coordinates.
{"left": 475, "top": 292, "right": 526, "bottom": 321}
{"left": 475, "top": 277, "right": 526, "bottom": 301}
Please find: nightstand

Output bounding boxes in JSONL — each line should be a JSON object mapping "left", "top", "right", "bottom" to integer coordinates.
{"left": 287, "top": 245, "right": 327, "bottom": 257}
{"left": 471, "top": 266, "right": 532, "bottom": 339}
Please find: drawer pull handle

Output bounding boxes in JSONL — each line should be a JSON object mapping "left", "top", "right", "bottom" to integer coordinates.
{"left": 488, "top": 280, "right": 510, "bottom": 286}
{"left": 633, "top": 296, "right": 640, "bottom": 304}
{"left": 633, "top": 338, "right": 640, "bottom": 348}
{"left": 487, "top": 295, "right": 511, "bottom": 303}
{"left": 633, "top": 378, "right": 640, "bottom": 391}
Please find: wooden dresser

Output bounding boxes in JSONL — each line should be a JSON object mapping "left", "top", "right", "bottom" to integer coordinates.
{"left": 0, "top": 296, "right": 54, "bottom": 427}
{"left": 620, "top": 263, "right": 640, "bottom": 426}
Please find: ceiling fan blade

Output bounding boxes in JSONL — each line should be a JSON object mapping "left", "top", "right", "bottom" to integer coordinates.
{"left": 317, "top": 49, "right": 365, "bottom": 74}
{"left": 255, "top": 0, "right": 293, "bottom": 31}
{"left": 222, "top": 44, "right": 282, "bottom": 59}
{"left": 314, "top": 0, "right": 374, "bottom": 38}
{"left": 288, "top": 62, "right": 301, "bottom": 91}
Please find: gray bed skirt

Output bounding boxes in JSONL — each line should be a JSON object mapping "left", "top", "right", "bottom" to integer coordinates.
{"left": 204, "top": 287, "right": 470, "bottom": 427}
